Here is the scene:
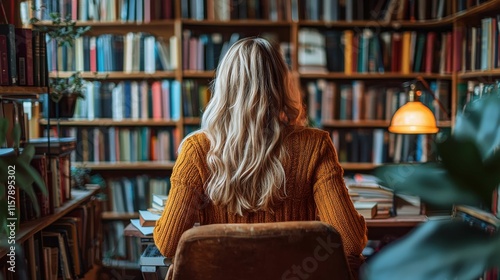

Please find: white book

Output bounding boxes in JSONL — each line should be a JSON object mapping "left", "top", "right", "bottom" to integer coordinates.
{"left": 169, "top": 36, "right": 178, "bottom": 70}
{"left": 124, "top": 32, "right": 135, "bottom": 73}
{"left": 131, "top": 81, "right": 140, "bottom": 119}
{"left": 144, "top": 36, "right": 156, "bottom": 73}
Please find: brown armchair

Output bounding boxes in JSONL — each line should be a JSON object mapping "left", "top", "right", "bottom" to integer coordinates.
{"left": 166, "top": 221, "right": 353, "bottom": 280}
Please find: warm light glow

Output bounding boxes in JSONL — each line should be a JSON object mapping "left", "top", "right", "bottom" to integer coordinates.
{"left": 389, "top": 101, "right": 439, "bottom": 134}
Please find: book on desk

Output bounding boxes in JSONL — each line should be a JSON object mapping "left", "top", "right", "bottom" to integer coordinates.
{"left": 125, "top": 219, "right": 171, "bottom": 280}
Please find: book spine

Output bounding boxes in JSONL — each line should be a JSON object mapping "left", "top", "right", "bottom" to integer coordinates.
{"left": 0, "top": 24, "right": 18, "bottom": 85}
{"left": 0, "top": 35, "right": 9, "bottom": 85}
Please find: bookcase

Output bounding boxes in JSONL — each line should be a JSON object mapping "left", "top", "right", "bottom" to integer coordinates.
{"left": 22, "top": 0, "right": 500, "bottom": 274}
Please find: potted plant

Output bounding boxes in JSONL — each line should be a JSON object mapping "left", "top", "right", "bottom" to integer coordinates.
{"left": 0, "top": 119, "right": 47, "bottom": 280}
{"left": 30, "top": 8, "right": 90, "bottom": 118}
{"left": 361, "top": 94, "right": 500, "bottom": 280}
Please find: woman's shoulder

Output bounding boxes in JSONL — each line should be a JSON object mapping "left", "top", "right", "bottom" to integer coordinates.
{"left": 285, "top": 126, "right": 329, "bottom": 140}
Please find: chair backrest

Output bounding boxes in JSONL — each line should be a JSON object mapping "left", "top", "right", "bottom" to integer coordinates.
{"left": 168, "top": 221, "right": 353, "bottom": 280}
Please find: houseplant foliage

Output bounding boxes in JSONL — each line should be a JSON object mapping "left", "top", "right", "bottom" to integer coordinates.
{"left": 30, "top": 8, "right": 89, "bottom": 110}
{"left": 361, "top": 95, "right": 500, "bottom": 280}
{"left": 0, "top": 119, "right": 47, "bottom": 235}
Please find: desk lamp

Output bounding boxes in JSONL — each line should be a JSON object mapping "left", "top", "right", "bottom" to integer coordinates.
{"left": 388, "top": 77, "right": 448, "bottom": 134}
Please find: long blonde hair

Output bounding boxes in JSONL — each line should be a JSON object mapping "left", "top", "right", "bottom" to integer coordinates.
{"left": 200, "top": 37, "right": 305, "bottom": 215}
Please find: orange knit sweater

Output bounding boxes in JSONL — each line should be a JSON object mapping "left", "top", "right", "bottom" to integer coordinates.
{"left": 153, "top": 126, "right": 367, "bottom": 274}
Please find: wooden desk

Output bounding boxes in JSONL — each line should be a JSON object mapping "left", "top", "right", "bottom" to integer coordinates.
{"left": 365, "top": 215, "right": 427, "bottom": 240}
{"left": 125, "top": 215, "right": 429, "bottom": 241}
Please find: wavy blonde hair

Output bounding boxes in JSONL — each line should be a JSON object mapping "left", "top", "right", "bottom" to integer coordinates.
{"left": 199, "top": 37, "right": 305, "bottom": 215}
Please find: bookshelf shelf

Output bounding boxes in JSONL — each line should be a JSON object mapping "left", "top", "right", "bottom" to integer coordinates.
{"left": 183, "top": 71, "right": 215, "bottom": 79}
{"left": 182, "top": 19, "right": 291, "bottom": 26}
{"left": 341, "top": 162, "right": 380, "bottom": 171}
{"left": 0, "top": 86, "right": 46, "bottom": 95}
{"left": 49, "top": 71, "right": 176, "bottom": 80}
{"left": 102, "top": 211, "right": 139, "bottom": 220}
{"left": 0, "top": 189, "right": 98, "bottom": 258}
{"left": 322, "top": 120, "right": 390, "bottom": 128}
{"left": 39, "top": 118, "right": 179, "bottom": 127}
{"left": 299, "top": 73, "right": 453, "bottom": 80}
{"left": 452, "top": 0, "right": 500, "bottom": 22}
{"left": 458, "top": 69, "right": 500, "bottom": 79}
{"left": 36, "top": 20, "right": 176, "bottom": 28}
{"left": 297, "top": 19, "right": 453, "bottom": 29}
{"left": 73, "top": 161, "right": 176, "bottom": 170}
{"left": 183, "top": 117, "right": 201, "bottom": 125}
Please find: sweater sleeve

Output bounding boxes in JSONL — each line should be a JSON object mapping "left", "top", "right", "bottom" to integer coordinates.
{"left": 153, "top": 137, "right": 206, "bottom": 258}
{"left": 313, "top": 134, "right": 368, "bottom": 276}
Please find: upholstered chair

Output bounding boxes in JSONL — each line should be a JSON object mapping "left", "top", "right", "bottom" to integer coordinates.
{"left": 165, "top": 221, "right": 353, "bottom": 280}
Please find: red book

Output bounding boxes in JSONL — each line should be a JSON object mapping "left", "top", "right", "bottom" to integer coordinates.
{"left": 391, "top": 33, "right": 402, "bottom": 72}
{"left": 425, "top": 32, "right": 436, "bottom": 73}
{"left": 163, "top": 0, "right": 173, "bottom": 19}
{"left": 152, "top": 81, "right": 162, "bottom": 119}
{"left": 90, "top": 37, "right": 97, "bottom": 72}
{"left": 446, "top": 32, "right": 453, "bottom": 73}
{"left": 15, "top": 28, "right": 34, "bottom": 86}
{"left": 144, "top": 0, "right": 151, "bottom": 22}
{"left": 0, "top": 35, "right": 9, "bottom": 85}
{"left": 453, "top": 26, "right": 463, "bottom": 72}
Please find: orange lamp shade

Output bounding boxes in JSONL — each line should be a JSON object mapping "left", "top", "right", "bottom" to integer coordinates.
{"left": 388, "top": 101, "right": 439, "bottom": 134}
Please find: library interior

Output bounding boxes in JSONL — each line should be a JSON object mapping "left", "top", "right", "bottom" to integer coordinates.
{"left": 1, "top": 0, "right": 500, "bottom": 279}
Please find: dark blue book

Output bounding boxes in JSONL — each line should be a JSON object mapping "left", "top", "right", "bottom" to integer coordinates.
{"left": 0, "top": 24, "right": 18, "bottom": 85}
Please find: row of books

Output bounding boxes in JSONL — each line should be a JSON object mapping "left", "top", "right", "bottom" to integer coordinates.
{"left": 59, "top": 127, "right": 179, "bottom": 163}
{"left": 299, "top": 28, "right": 454, "bottom": 74}
{"left": 102, "top": 221, "right": 143, "bottom": 264}
{"left": 182, "top": 0, "right": 290, "bottom": 21}
{"left": 25, "top": 0, "right": 174, "bottom": 24}
{"left": 345, "top": 174, "right": 421, "bottom": 219}
{"left": 306, "top": 79, "right": 450, "bottom": 126}
{"left": 331, "top": 129, "right": 435, "bottom": 164}
{"left": 182, "top": 31, "right": 290, "bottom": 71}
{"left": 0, "top": 24, "right": 47, "bottom": 86}
{"left": 107, "top": 176, "right": 170, "bottom": 213}
{"left": 457, "top": 80, "right": 500, "bottom": 113}
{"left": 10, "top": 138, "right": 75, "bottom": 223}
{"left": 303, "top": 0, "right": 453, "bottom": 22}
{"left": 47, "top": 33, "right": 177, "bottom": 73}
{"left": 459, "top": 16, "right": 500, "bottom": 72}
{"left": 1, "top": 198, "right": 100, "bottom": 280}
{"left": 52, "top": 80, "right": 183, "bottom": 120}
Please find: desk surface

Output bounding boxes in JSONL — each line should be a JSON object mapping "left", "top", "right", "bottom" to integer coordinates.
{"left": 124, "top": 215, "right": 429, "bottom": 238}
{"left": 365, "top": 215, "right": 427, "bottom": 227}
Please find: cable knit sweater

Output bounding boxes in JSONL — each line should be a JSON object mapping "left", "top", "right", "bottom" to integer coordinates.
{"left": 153, "top": 126, "right": 367, "bottom": 276}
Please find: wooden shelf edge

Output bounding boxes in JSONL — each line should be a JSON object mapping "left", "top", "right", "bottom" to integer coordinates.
{"left": 322, "top": 120, "right": 452, "bottom": 128}
{"left": 0, "top": 86, "right": 47, "bottom": 95}
{"left": 35, "top": 19, "right": 176, "bottom": 27}
{"left": 73, "top": 161, "right": 176, "bottom": 170}
{"left": 102, "top": 211, "right": 139, "bottom": 220}
{"left": 182, "top": 19, "right": 291, "bottom": 26}
{"left": 297, "top": 19, "right": 453, "bottom": 28}
{"left": 458, "top": 69, "right": 500, "bottom": 79}
{"left": 299, "top": 72, "right": 453, "bottom": 80}
{"left": 39, "top": 118, "right": 179, "bottom": 126}
{"left": 341, "top": 162, "right": 379, "bottom": 170}
{"left": 49, "top": 71, "right": 176, "bottom": 79}
{"left": 0, "top": 189, "right": 98, "bottom": 258}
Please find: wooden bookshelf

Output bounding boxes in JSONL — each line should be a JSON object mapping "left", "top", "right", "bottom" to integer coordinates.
{"left": 458, "top": 70, "right": 500, "bottom": 79}
{"left": 0, "top": 189, "right": 98, "bottom": 258}
{"left": 102, "top": 211, "right": 139, "bottom": 220}
{"left": 297, "top": 20, "right": 454, "bottom": 29}
{"left": 183, "top": 71, "right": 216, "bottom": 79}
{"left": 49, "top": 71, "right": 176, "bottom": 80}
{"left": 299, "top": 73, "right": 453, "bottom": 80}
{"left": 0, "top": 86, "right": 46, "bottom": 95}
{"left": 73, "top": 161, "right": 176, "bottom": 170}
{"left": 341, "top": 162, "right": 380, "bottom": 171}
{"left": 322, "top": 120, "right": 452, "bottom": 128}
{"left": 452, "top": 0, "right": 500, "bottom": 21}
{"left": 182, "top": 19, "right": 291, "bottom": 26}
{"left": 40, "top": 118, "right": 179, "bottom": 127}
{"left": 183, "top": 117, "right": 201, "bottom": 125}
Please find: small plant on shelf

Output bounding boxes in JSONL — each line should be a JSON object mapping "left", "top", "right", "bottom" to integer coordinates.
{"left": 30, "top": 7, "right": 90, "bottom": 118}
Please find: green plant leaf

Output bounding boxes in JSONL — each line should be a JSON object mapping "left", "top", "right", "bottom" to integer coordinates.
{"left": 374, "top": 164, "right": 481, "bottom": 207}
{"left": 361, "top": 220, "right": 500, "bottom": 280}
{"left": 16, "top": 160, "right": 47, "bottom": 196}
{"left": 0, "top": 119, "right": 8, "bottom": 146}
{"left": 12, "top": 123, "right": 21, "bottom": 148}
{"left": 438, "top": 138, "right": 500, "bottom": 205}
{"left": 453, "top": 96, "right": 500, "bottom": 159}
{"left": 18, "top": 144, "right": 35, "bottom": 163}
{"left": 0, "top": 199, "right": 8, "bottom": 236}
